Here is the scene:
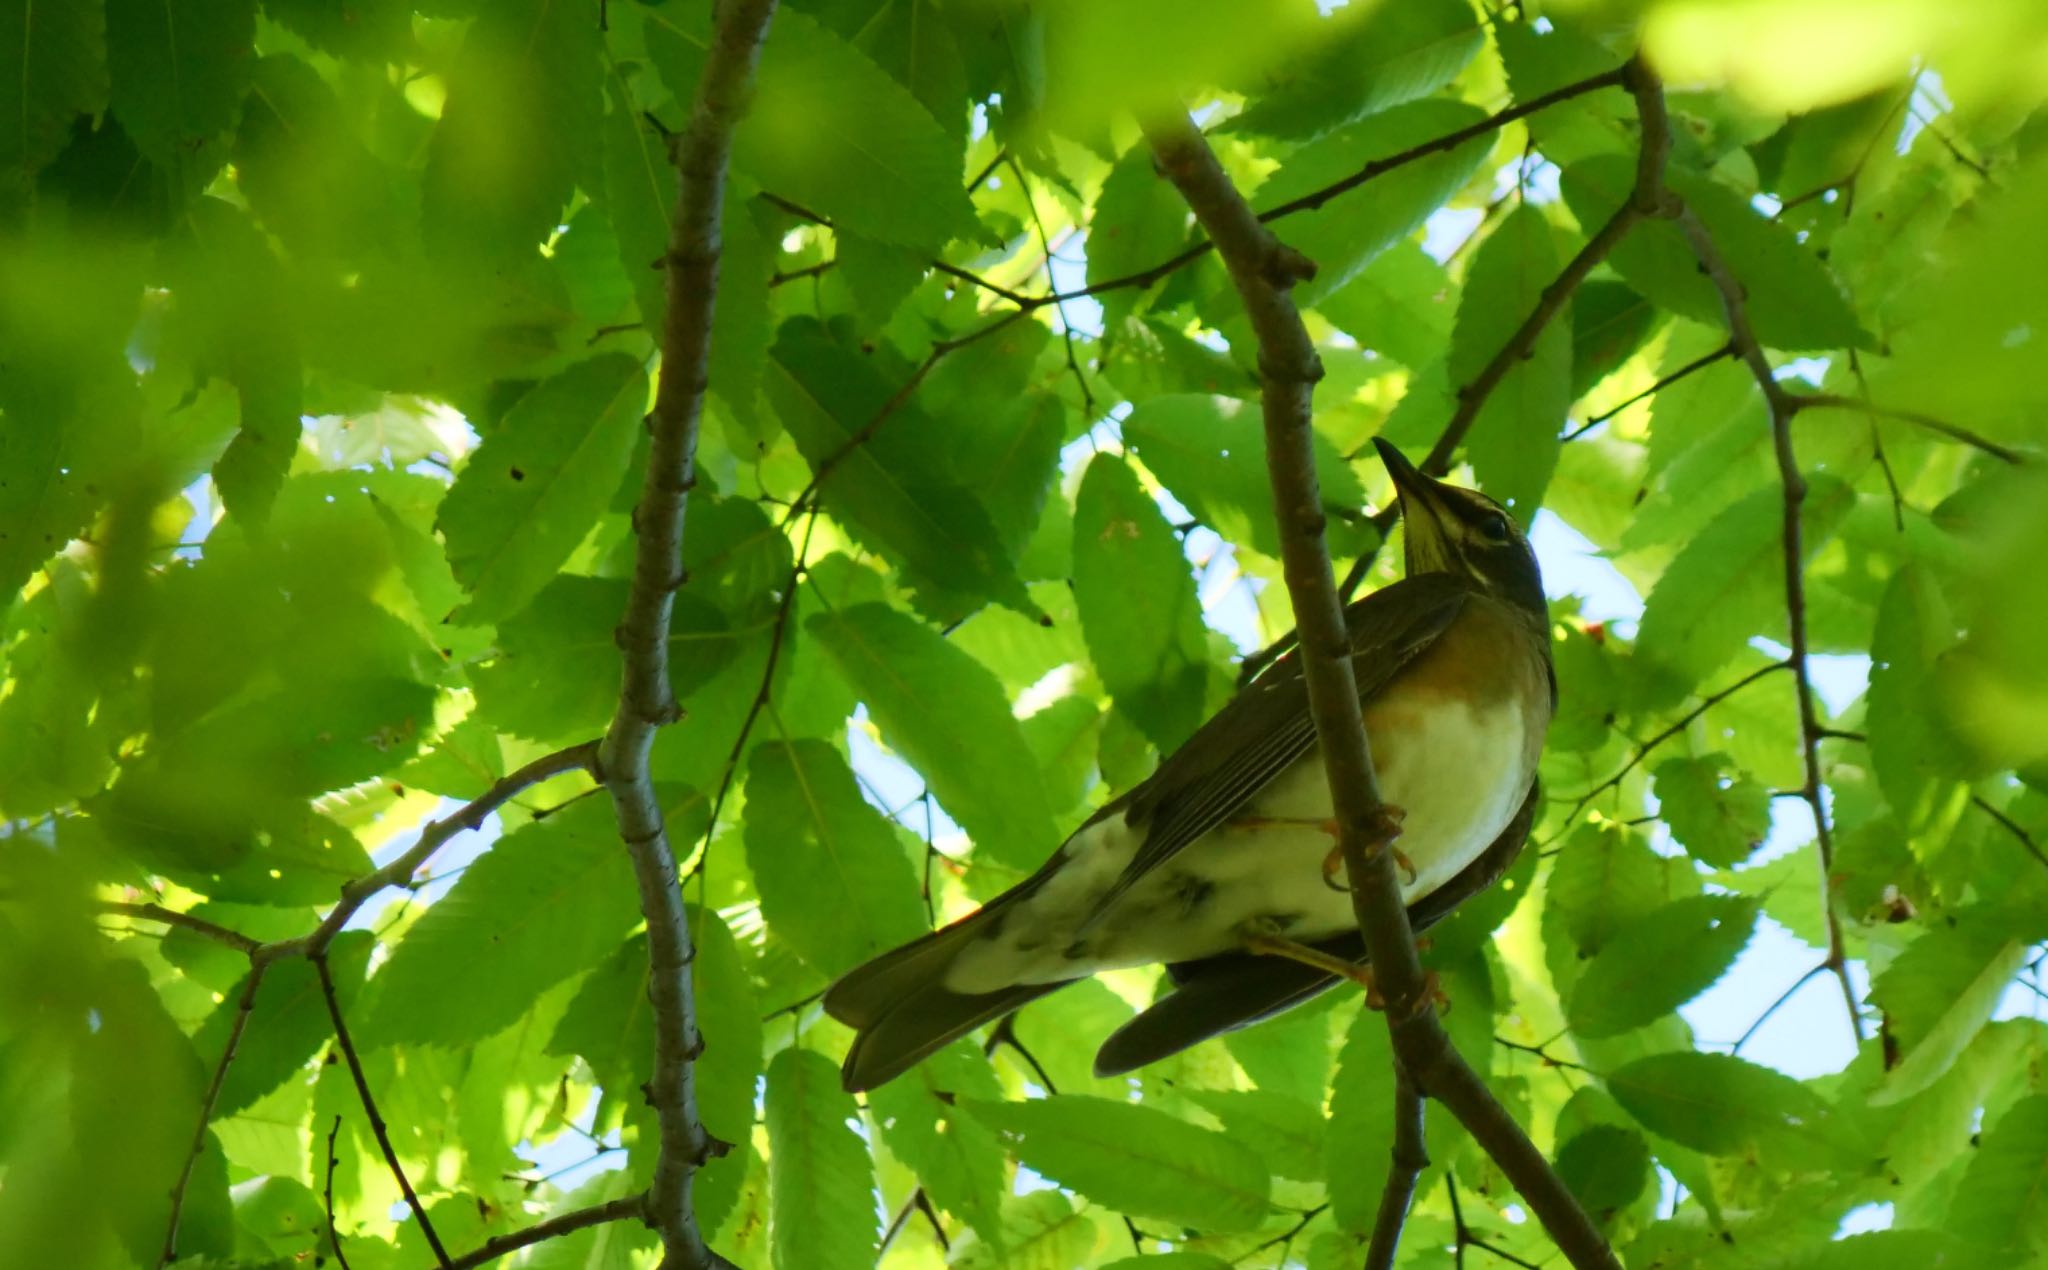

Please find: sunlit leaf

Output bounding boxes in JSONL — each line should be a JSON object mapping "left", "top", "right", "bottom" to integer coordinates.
{"left": 765, "top": 1047, "right": 877, "bottom": 1270}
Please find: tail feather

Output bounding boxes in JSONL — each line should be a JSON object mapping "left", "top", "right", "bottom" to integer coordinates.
{"left": 824, "top": 903, "right": 1074, "bottom": 1091}
{"left": 1092, "top": 934, "right": 1358, "bottom": 1077}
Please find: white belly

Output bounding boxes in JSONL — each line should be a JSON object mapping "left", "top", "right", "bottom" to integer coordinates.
{"left": 944, "top": 699, "right": 1530, "bottom": 993}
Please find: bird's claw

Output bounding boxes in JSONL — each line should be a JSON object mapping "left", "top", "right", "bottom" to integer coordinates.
{"left": 1361, "top": 967, "right": 1447, "bottom": 1020}
{"left": 1318, "top": 805, "right": 1413, "bottom": 891}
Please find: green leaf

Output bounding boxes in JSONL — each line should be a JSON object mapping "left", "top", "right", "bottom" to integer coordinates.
{"left": 1607, "top": 1051, "right": 1851, "bottom": 1168}
{"left": 366, "top": 803, "right": 641, "bottom": 1045}
{"left": 1451, "top": 203, "right": 1572, "bottom": 520}
{"left": 0, "top": 0, "right": 107, "bottom": 200}
{"left": 1569, "top": 280, "right": 1661, "bottom": 399}
{"left": 1315, "top": 240, "right": 1456, "bottom": 369}
{"left": 197, "top": 932, "right": 371, "bottom": 1120}
{"left": 422, "top": 0, "right": 600, "bottom": 258}
{"left": 742, "top": 738, "right": 928, "bottom": 975}
{"left": 1868, "top": 915, "right": 2030, "bottom": 1106}
{"left": 1071, "top": 452, "right": 1211, "bottom": 752}
{"left": 1122, "top": 393, "right": 1372, "bottom": 560}
{"left": 1495, "top": 20, "right": 1633, "bottom": 168}
{"left": 1560, "top": 156, "right": 1865, "bottom": 351}
{"left": 1185, "top": 1087, "right": 1326, "bottom": 1184}
{"left": 1567, "top": 894, "right": 1757, "bottom": 1038}
{"left": 809, "top": 603, "right": 1058, "bottom": 870}
{"left": 735, "top": 9, "right": 978, "bottom": 251}
{"left": 765, "top": 1047, "right": 877, "bottom": 1270}
{"left": 1868, "top": 565, "right": 1973, "bottom": 828}
{"left": 1326, "top": 1006, "right": 1397, "bottom": 1232}
{"left": 767, "top": 323, "right": 1036, "bottom": 619}
{"left": 1555, "top": 1124, "right": 1651, "bottom": 1213}
{"left": 436, "top": 355, "right": 649, "bottom": 626}
{"left": 1653, "top": 754, "right": 1773, "bottom": 868}
{"left": 967, "top": 1094, "right": 1271, "bottom": 1232}
{"left": 1231, "top": 0, "right": 1483, "bottom": 139}
{"left": 1101, "top": 1255, "right": 1232, "bottom": 1270}
{"left": 1947, "top": 1095, "right": 2048, "bottom": 1256}
{"left": 951, "top": 1191, "right": 1103, "bottom": 1270}
{"left": 1633, "top": 476, "right": 1856, "bottom": 704}
{"left": 1089, "top": 148, "right": 1193, "bottom": 325}
{"left": 235, "top": 54, "right": 401, "bottom": 259}
{"left": 1546, "top": 822, "right": 1683, "bottom": 958}
{"left": 1254, "top": 99, "right": 1494, "bottom": 309}
{"left": 867, "top": 1041, "right": 1008, "bottom": 1248}
{"left": 105, "top": 0, "right": 253, "bottom": 168}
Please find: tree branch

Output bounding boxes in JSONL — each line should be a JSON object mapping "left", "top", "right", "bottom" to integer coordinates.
{"left": 598, "top": 2, "right": 779, "bottom": 1267}
{"left": 1364, "top": 1064, "right": 1429, "bottom": 1270}
{"left": 1788, "top": 392, "right": 2024, "bottom": 464}
{"left": 1667, "top": 176, "right": 1867, "bottom": 1048}
{"left": 106, "top": 900, "right": 263, "bottom": 957}
{"left": 1141, "top": 106, "right": 1619, "bottom": 1270}
{"left": 442, "top": 1195, "right": 651, "bottom": 1270}
{"left": 314, "top": 952, "right": 450, "bottom": 1266}
{"left": 158, "top": 963, "right": 267, "bottom": 1268}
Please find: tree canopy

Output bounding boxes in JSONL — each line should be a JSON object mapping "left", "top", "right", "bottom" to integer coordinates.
{"left": 2, "top": 1, "right": 2047, "bottom": 1269}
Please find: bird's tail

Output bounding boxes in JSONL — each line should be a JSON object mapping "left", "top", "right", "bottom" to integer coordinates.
{"left": 824, "top": 904, "right": 1071, "bottom": 1091}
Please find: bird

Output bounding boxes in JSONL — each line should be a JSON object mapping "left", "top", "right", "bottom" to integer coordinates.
{"left": 824, "top": 439, "right": 1555, "bottom": 1092}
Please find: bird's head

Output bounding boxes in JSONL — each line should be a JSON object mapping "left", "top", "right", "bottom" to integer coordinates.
{"left": 1374, "top": 438, "right": 1546, "bottom": 616}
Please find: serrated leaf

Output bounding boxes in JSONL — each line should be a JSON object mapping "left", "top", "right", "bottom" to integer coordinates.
{"left": 1185, "top": 1088, "right": 1326, "bottom": 1184}
{"left": 1452, "top": 203, "right": 1572, "bottom": 519}
{"left": 1546, "top": 822, "right": 1680, "bottom": 958}
{"left": 1868, "top": 565, "right": 1972, "bottom": 829}
{"left": 1607, "top": 1051, "right": 1851, "bottom": 1168}
{"left": 1072, "top": 453, "right": 1211, "bottom": 753}
{"left": 765, "top": 1048, "right": 877, "bottom": 1270}
{"left": 766, "top": 323, "right": 1036, "bottom": 619}
{"left": 967, "top": 1094, "right": 1270, "bottom": 1232}
{"left": 1316, "top": 240, "right": 1455, "bottom": 369}
{"left": 1568, "top": 894, "right": 1756, "bottom": 1038}
{"left": 1326, "top": 1006, "right": 1397, "bottom": 1232}
{"left": 366, "top": 803, "right": 640, "bottom": 1045}
{"left": 1634, "top": 476, "right": 1856, "bottom": 705}
{"left": 105, "top": 0, "right": 253, "bottom": 168}
{"left": 809, "top": 603, "right": 1057, "bottom": 868}
{"left": 1089, "top": 148, "right": 1193, "bottom": 326}
{"left": 1869, "top": 915, "right": 2030, "bottom": 1106}
{"left": 1122, "top": 393, "right": 1371, "bottom": 560}
{"left": 1254, "top": 98, "right": 1495, "bottom": 308}
{"left": 235, "top": 53, "right": 401, "bottom": 259}
{"left": 0, "top": 0, "right": 107, "bottom": 198}
{"left": 1495, "top": 20, "right": 1633, "bottom": 168}
{"left": 1947, "top": 1095, "right": 2048, "bottom": 1256}
{"left": 951, "top": 1191, "right": 1103, "bottom": 1270}
{"left": 1232, "top": 0, "right": 1482, "bottom": 140}
{"left": 867, "top": 1041, "right": 1007, "bottom": 1247}
{"left": 1561, "top": 157, "right": 1865, "bottom": 352}
{"left": 422, "top": 0, "right": 600, "bottom": 257}
{"left": 742, "top": 738, "right": 928, "bottom": 975}
{"left": 436, "top": 355, "right": 648, "bottom": 625}
{"left": 734, "top": 9, "right": 977, "bottom": 251}
{"left": 1654, "top": 754, "right": 1772, "bottom": 868}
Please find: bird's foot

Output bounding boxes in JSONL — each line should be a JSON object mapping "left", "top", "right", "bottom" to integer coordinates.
{"left": 1361, "top": 968, "right": 1447, "bottom": 1019}
{"left": 1317, "top": 805, "right": 1413, "bottom": 891}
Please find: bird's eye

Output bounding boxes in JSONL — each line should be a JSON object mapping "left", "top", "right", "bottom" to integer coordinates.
{"left": 1477, "top": 512, "right": 1513, "bottom": 542}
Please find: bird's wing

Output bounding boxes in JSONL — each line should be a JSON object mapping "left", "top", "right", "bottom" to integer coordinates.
{"left": 1079, "top": 572, "right": 1476, "bottom": 929}
{"left": 1091, "top": 777, "right": 1541, "bottom": 1077}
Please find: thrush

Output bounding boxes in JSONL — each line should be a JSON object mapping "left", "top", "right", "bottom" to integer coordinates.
{"left": 824, "top": 440, "right": 1555, "bottom": 1092}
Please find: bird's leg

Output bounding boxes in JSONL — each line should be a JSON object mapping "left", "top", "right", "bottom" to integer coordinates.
{"left": 1237, "top": 922, "right": 1379, "bottom": 996}
{"left": 1317, "top": 804, "right": 1413, "bottom": 892}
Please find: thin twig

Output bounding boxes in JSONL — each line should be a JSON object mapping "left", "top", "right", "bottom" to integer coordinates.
{"left": 1732, "top": 962, "right": 1830, "bottom": 1053}
{"left": 442, "top": 1196, "right": 651, "bottom": 1270}
{"left": 1789, "top": 392, "right": 2023, "bottom": 465}
{"left": 158, "top": 964, "right": 267, "bottom": 1267}
{"left": 1668, "top": 198, "right": 1866, "bottom": 1047}
{"left": 1561, "top": 344, "right": 1734, "bottom": 442}
{"left": 1006, "top": 156, "right": 1096, "bottom": 416}
{"left": 105, "top": 900, "right": 263, "bottom": 956}
{"left": 598, "top": 5, "right": 780, "bottom": 1269}
{"left": 1364, "top": 1064, "right": 1429, "bottom": 1270}
{"left": 1144, "top": 98, "right": 1620, "bottom": 1270}
{"left": 1972, "top": 795, "right": 2048, "bottom": 874}
{"left": 1449, "top": 1174, "right": 1543, "bottom": 1270}
{"left": 314, "top": 953, "right": 450, "bottom": 1266}
{"left": 325, "top": 1115, "right": 352, "bottom": 1270}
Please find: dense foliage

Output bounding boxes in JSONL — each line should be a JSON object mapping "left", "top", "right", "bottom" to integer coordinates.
{"left": 3, "top": 1, "right": 2047, "bottom": 1268}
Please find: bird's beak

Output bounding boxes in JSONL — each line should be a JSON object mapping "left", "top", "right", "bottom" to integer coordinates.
{"left": 1372, "top": 438, "right": 1455, "bottom": 573}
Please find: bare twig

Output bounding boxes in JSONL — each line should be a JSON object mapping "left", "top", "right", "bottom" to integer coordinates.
{"left": 1006, "top": 156, "right": 1096, "bottom": 415}
{"left": 158, "top": 964, "right": 267, "bottom": 1267}
{"left": 1668, "top": 196, "right": 1867, "bottom": 1047}
{"left": 1364, "top": 1065, "right": 1429, "bottom": 1270}
{"left": 314, "top": 953, "right": 450, "bottom": 1266}
{"left": 325, "top": 1115, "right": 352, "bottom": 1270}
{"left": 1561, "top": 343, "right": 1734, "bottom": 442}
{"left": 1789, "top": 392, "right": 2023, "bottom": 464}
{"left": 597, "top": 3, "right": 780, "bottom": 1267}
{"left": 1732, "top": 962, "right": 1830, "bottom": 1053}
{"left": 1449, "top": 1173, "right": 1544, "bottom": 1270}
{"left": 1972, "top": 795, "right": 2048, "bottom": 874}
{"left": 1143, "top": 102, "right": 1619, "bottom": 1270}
{"left": 442, "top": 1195, "right": 651, "bottom": 1270}
{"left": 105, "top": 900, "right": 263, "bottom": 956}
